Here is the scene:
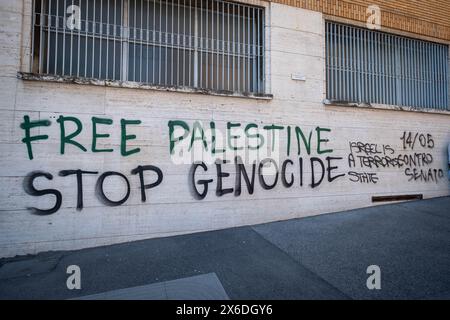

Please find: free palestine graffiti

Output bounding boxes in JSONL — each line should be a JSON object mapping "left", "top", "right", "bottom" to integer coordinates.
{"left": 19, "top": 115, "right": 444, "bottom": 215}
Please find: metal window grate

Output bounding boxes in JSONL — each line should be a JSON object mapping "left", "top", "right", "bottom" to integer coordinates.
{"left": 326, "top": 21, "right": 449, "bottom": 110}
{"left": 31, "top": 0, "right": 265, "bottom": 94}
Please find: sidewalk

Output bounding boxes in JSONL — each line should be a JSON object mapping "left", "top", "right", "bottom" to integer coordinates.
{"left": 0, "top": 197, "right": 449, "bottom": 300}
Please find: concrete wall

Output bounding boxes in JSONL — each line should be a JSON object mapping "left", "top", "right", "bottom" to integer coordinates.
{"left": 1, "top": 0, "right": 449, "bottom": 258}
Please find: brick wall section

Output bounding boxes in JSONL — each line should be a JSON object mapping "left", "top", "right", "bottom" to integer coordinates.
{"left": 270, "top": 0, "right": 450, "bottom": 42}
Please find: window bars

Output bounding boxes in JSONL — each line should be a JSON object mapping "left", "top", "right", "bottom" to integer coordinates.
{"left": 31, "top": 0, "right": 266, "bottom": 94}
{"left": 326, "top": 21, "right": 449, "bottom": 110}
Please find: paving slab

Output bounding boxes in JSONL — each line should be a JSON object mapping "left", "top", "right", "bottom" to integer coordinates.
{"left": 76, "top": 273, "right": 229, "bottom": 300}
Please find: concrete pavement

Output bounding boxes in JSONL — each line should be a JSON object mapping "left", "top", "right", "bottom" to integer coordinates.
{"left": 0, "top": 197, "right": 449, "bottom": 299}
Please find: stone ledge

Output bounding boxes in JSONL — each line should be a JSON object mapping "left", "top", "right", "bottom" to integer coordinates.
{"left": 18, "top": 72, "right": 274, "bottom": 100}
{"left": 323, "top": 99, "right": 450, "bottom": 116}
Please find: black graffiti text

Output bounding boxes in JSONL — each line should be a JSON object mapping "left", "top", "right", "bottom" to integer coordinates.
{"left": 404, "top": 167, "right": 444, "bottom": 183}
{"left": 400, "top": 131, "right": 435, "bottom": 150}
{"left": 348, "top": 171, "right": 379, "bottom": 184}
{"left": 189, "top": 156, "right": 345, "bottom": 200}
{"left": 23, "top": 166, "right": 163, "bottom": 215}
{"left": 349, "top": 152, "right": 434, "bottom": 170}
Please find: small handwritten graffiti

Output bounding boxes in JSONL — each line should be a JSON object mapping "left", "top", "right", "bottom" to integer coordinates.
{"left": 401, "top": 132, "right": 444, "bottom": 183}
{"left": 348, "top": 171, "right": 379, "bottom": 184}
{"left": 400, "top": 132, "right": 435, "bottom": 150}
{"left": 346, "top": 142, "right": 394, "bottom": 184}
{"left": 347, "top": 132, "right": 444, "bottom": 184}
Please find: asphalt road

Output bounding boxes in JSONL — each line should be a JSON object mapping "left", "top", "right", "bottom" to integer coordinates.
{"left": 0, "top": 196, "right": 449, "bottom": 299}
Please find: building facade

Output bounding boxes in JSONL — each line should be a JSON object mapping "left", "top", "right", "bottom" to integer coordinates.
{"left": 0, "top": 0, "right": 449, "bottom": 257}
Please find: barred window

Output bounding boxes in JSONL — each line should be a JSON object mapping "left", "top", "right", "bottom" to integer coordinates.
{"left": 326, "top": 21, "right": 449, "bottom": 110}
{"left": 31, "top": 0, "right": 266, "bottom": 94}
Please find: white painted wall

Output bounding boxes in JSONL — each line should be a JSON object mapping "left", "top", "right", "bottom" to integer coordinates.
{"left": 0, "top": 1, "right": 449, "bottom": 258}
